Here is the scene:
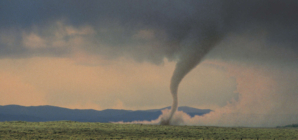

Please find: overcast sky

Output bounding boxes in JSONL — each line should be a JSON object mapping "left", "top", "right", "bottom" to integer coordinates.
{"left": 1, "top": 0, "right": 298, "bottom": 126}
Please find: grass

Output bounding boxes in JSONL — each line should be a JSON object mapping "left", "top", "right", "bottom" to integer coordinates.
{"left": 0, "top": 121, "right": 298, "bottom": 139}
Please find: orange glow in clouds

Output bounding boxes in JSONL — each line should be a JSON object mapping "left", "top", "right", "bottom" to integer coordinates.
{"left": 0, "top": 56, "right": 237, "bottom": 110}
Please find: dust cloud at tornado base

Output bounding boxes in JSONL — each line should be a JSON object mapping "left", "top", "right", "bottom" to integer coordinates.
{"left": 120, "top": 61, "right": 298, "bottom": 127}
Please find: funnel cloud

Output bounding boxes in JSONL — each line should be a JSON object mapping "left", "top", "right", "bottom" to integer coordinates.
{"left": 162, "top": 33, "right": 223, "bottom": 124}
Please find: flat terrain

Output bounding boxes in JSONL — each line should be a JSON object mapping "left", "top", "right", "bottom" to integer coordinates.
{"left": 0, "top": 121, "right": 297, "bottom": 139}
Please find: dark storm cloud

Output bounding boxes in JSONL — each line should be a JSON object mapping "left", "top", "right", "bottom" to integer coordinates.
{"left": 1, "top": 0, "right": 298, "bottom": 63}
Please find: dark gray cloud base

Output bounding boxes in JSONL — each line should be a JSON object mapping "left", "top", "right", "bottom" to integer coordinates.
{"left": 1, "top": 0, "right": 297, "bottom": 62}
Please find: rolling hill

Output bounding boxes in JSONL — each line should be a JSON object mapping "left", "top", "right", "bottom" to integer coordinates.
{"left": 0, "top": 105, "right": 212, "bottom": 122}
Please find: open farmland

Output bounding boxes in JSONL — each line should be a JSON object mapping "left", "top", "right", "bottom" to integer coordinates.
{"left": 0, "top": 121, "right": 297, "bottom": 139}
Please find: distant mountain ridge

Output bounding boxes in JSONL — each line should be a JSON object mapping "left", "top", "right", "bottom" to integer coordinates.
{"left": 0, "top": 105, "right": 212, "bottom": 122}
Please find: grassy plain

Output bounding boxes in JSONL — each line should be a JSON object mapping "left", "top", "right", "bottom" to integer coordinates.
{"left": 0, "top": 121, "right": 297, "bottom": 139}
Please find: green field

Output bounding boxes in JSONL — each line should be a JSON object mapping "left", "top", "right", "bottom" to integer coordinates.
{"left": 0, "top": 121, "right": 297, "bottom": 140}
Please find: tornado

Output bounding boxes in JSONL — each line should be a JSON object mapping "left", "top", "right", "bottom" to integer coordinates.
{"left": 160, "top": 34, "right": 222, "bottom": 125}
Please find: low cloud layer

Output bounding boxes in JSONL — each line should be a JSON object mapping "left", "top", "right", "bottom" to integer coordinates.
{"left": 1, "top": 0, "right": 297, "bottom": 62}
